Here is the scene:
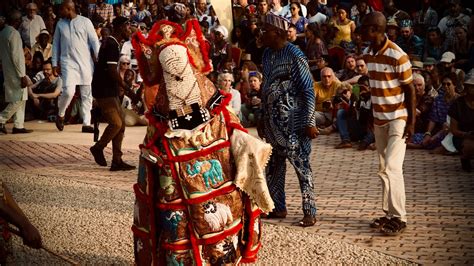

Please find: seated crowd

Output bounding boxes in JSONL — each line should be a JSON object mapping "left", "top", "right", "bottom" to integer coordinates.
{"left": 0, "top": 0, "right": 473, "bottom": 172}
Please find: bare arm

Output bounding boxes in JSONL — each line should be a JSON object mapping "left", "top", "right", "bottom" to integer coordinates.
{"left": 0, "top": 183, "right": 42, "bottom": 249}
{"left": 403, "top": 82, "right": 416, "bottom": 140}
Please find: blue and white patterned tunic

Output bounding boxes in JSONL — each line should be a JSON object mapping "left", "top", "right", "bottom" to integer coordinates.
{"left": 261, "top": 42, "right": 317, "bottom": 217}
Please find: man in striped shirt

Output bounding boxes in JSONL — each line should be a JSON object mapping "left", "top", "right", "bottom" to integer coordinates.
{"left": 361, "top": 11, "right": 416, "bottom": 235}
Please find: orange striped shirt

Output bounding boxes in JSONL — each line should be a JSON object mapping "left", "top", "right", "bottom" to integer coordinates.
{"left": 363, "top": 38, "right": 413, "bottom": 125}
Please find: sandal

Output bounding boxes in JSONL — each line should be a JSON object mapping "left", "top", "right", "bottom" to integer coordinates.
{"left": 381, "top": 217, "right": 406, "bottom": 236}
{"left": 370, "top": 216, "right": 391, "bottom": 229}
{"left": 297, "top": 215, "right": 317, "bottom": 227}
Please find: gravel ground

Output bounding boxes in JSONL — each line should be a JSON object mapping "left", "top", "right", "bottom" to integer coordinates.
{"left": 1, "top": 171, "right": 414, "bottom": 265}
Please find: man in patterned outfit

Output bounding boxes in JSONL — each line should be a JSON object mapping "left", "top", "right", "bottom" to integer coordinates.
{"left": 258, "top": 13, "right": 319, "bottom": 227}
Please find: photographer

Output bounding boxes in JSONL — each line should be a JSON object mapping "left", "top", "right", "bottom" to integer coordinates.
{"left": 314, "top": 67, "right": 341, "bottom": 128}
{"left": 333, "top": 82, "right": 357, "bottom": 149}
{"left": 240, "top": 71, "right": 263, "bottom": 127}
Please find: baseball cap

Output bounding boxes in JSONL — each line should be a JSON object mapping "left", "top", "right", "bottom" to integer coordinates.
{"left": 423, "top": 57, "right": 437, "bottom": 66}
{"left": 440, "top": 52, "right": 455, "bottom": 63}
{"left": 411, "top": 60, "right": 423, "bottom": 69}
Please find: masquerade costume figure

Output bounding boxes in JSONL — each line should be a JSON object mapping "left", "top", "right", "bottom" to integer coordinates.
{"left": 131, "top": 4, "right": 273, "bottom": 265}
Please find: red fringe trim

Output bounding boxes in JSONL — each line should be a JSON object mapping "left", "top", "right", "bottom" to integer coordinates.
{"left": 133, "top": 183, "right": 150, "bottom": 204}
{"left": 131, "top": 225, "right": 150, "bottom": 239}
{"left": 185, "top": 184, "right": 236, "bottom": 205}
{"left": 162, "top": 242, "right": 192, "bottom": 251}
{"left": 167, "top": 141, "right": 230, "bottom": 163}
{"left": 183, "top": 19, "right": 212, "bottom": 74}
{"left": 156, "top": 202, "right": 187, "bottom": 211}
{"left": 197, "top": 223, "right": 243, "bottom": 246}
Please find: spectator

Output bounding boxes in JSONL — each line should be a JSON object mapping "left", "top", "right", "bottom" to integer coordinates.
{"left": 0, "top": 10, "right": 33, "bottom": 135}
{"left": 27, "top": 51, "right": 44, "bottom": 80}
{"left": 450, "top": 24, "right": 471, "bottom": 72}
{"left": 245, "top": 27, "right": 265, "bottom": 67}
{"left": 257, "top": 0, "right": 270, "bottom": 18}
{"left": 121, "top": 0, "right": 137, "bottom": 20}
{"left": 31, "top": 29, "right": 52, "bottom": 61}
{"left": 218, "top": 72, "right": 241, "bottom": 117}
{"left": 89, "top": 0, "right": 114, "bottom": 25}
{"left": 27, "top": 59, "right": 62, "bottom": 120}
{"left": 439, "top": 51, "right": 465, "bottom": 93}
{"left": 362, "top": 11, "right": 416, "bottom": 236}
{"left": 396, "top": 19, "right": 424, "bottom": 60}
{"left": 230, "top": 25, "right": 250, "bottom": 50}
{"left": 314, "top": 67, "right": 341, "bottom": 127}
{"left": 386, "top": 18, "right": 399, "bottom": 42}
{"left": 281, "top": 0, "right": 307, "bottom": 19}
{"left": 309, "top": 55, "right": 329, "bottom": 81}
{"left": 241, "top": 71, "right": 263, "bottom": 127}
{"left": 336, "top": 54, "right": 358, "bottom": 82}
{"left": 52, "top": 0, "right": 100, "bottom": 133}
{"left": 287, "top": 2, "right": 308, "bottom": 35}
{"left": 305, "top": 23, "right": 328, "bottom": 74}
{"left": 383, "top": 0, "right": 410, "bottom": 26}
{"left": 133, "top": 3, "right": 151, "bottom": 23}
{"left": 345, "top": 56, "right": 368, "bottom": 84}
{"left": 330, "top": 6, "right": 355, "bottom": 52}
{"left": 259, "top": 13, "right": 317, "bottom": 227}
{"left": 437, "top": 0, "right": 470, "bottom": 49}
{"left": 307, "top": 0, "right": 328, "bottom": 26}
{"left": 90, "top": 16, "right": 135, "bottom": 171}
{"left": 413, "top": 0, "right": 438, "bottom": 38}
{"left": 423, "top": 57, "right": 437, "bottom": 73}
{"left": 269, "top": 0, "right": 284, "bottom": 16}
{"left": 423, "top": 26, "right": 447, "bottom": 61}
{"left": 118, "top": 55, "right": 131, "bottom": 80}
{"left": 42, "top": 4, "right": 57, "bottom": 35}
{"left": 195, "top": 0, "right": 218, "bottom": 28}
{"left": 19, "top": 3, "right": 46, "bottom": 48}
{"left": 211, "top": 25, "right": 232, "bottom": 73}
{"left": 407, "top": 73, "right": 435, "bottom": 149}
{"left": 119, "top": 85, "right": 147, "bottom": 127}
{"left": 449, "top": 78, "right": 474, "bottom": 172}
{"left": 287, "top": 24, "right": 306, "bottom": 50}
{"left": 422, "top": 72, "right": 460, "bottom": 149}
{"left": 355, "top": 75, "right": 375, "bottom": 150}
{"left": 333, "top": 83, "right": 357, "bottom": 148}
{"left": 352, "top": 28, "right": 369, "bottom": 55}
{"left": 351, "top": 0, "right": 373, "bottom": 28}
{"left": 235, "top": 60, "right": 258, "bottom": 104}
{"left": 411, "top": 60, "right": 424, "bottom": 74}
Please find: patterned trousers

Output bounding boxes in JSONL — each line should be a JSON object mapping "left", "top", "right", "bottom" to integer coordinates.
{"left": 265, "top": 138, "right": 317, "bottom": 217}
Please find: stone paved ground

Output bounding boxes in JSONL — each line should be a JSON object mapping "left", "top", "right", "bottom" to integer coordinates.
{"left": 0, "top": 132, "right": 473, "bottom": 264}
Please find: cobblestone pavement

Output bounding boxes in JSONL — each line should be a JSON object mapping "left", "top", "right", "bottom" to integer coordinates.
{"left": 0, "top": 132, "right": 473, "bottom": 264}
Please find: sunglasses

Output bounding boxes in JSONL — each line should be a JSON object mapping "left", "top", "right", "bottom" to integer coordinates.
{"left": 442, "top": 82, "right": 453, "bottom": 86}
{"left": 121, "top": 62, "right": 130, "bottom": 65}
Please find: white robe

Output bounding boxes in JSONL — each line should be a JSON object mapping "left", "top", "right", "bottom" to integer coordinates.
{"left": 52, "top": 15, "right": 100, "bottom": 87}
{"left": 19, "top": 15, "right": 46, "bottom": 48}
{"left": 0, "top": 25, "right": 27, "bottom": 102}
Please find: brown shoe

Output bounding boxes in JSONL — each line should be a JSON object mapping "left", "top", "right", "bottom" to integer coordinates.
{"left": 262, "top": 210, "right": 287, "bottom": 219}
{"left": 90, "top": 145, "right": 107, "bottom": 166}
{"left": 12, "top": 127, "right": 33, "bottom": 134}
{"left": 55, "top": 116, "right": 64, "bottom": 131}
{"left": 357, "top": 141, "right": 369, "bottom": 151}
{"left": 335, "top": 140, "right": 352, "bottom": 149}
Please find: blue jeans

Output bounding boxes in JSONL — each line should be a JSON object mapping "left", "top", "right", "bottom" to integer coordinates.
{"left": 336, "top": 108, "right": 350, "bottom": 141}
